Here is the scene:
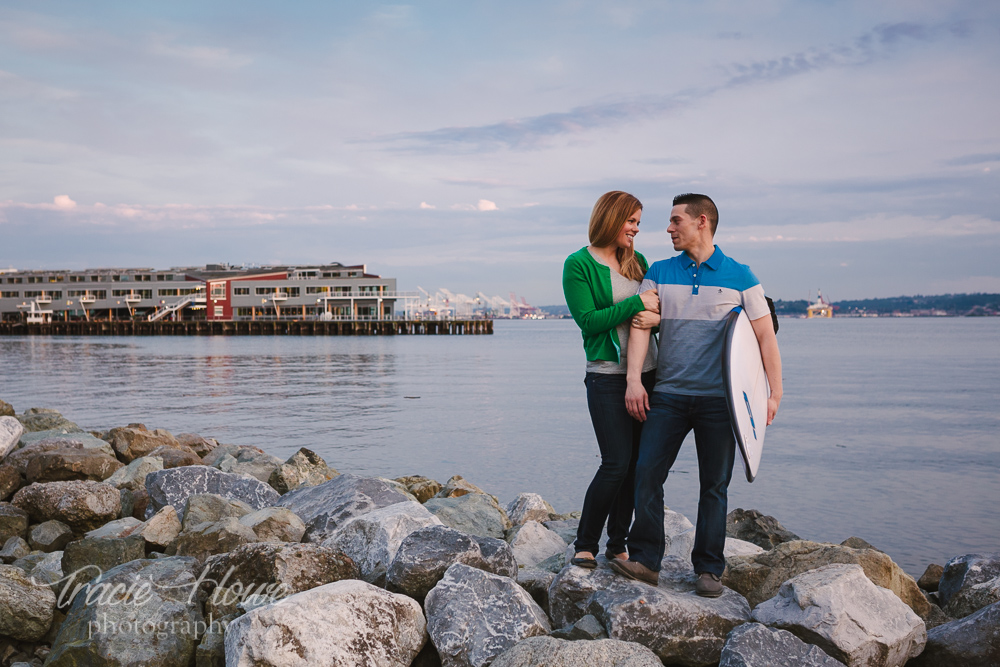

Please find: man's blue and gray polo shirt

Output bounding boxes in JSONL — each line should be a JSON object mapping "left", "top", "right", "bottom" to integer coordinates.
{"left": 640, "top": 245, "right": 770, "bottom": 397}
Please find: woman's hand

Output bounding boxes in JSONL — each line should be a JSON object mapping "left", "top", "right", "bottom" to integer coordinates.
{"left": 630, "top": 310, "right": 659, "bottom": 330}
{"left": 639, "top": 289, "right": 659, "bottom": 313}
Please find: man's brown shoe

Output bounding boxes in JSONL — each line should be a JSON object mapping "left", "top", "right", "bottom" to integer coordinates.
{"left": 609, "top": 558, "right": 659, "bottom": 585}
{"left": 695, "top": 572, "right": 723, "bottom": 597}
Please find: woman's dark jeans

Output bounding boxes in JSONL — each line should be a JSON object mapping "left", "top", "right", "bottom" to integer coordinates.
{"left": 574, "top": 369, "right": 656, "bottom": 556}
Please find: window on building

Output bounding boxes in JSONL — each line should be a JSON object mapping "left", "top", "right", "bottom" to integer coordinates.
{"left": 306, "top": 286, "right": 329, "bottom": 294}
{"left": 210, "top": 283, "right": 226, "bottom": 299}
{"left": 49, "top": 275, "right": 64, "bottom": 282}
{"left": 7, "top": 277, "right": 22, "bottom": 284}
{"left": 322, "top": 272, "right": 341, "bottom": 278}
{"left": 213, "top": 306, "right": 224, "bottom": 317}
{"left": 286, "top": 287, "right": 300, "bottom": 297}
{"left": 90, "top": 275, "right": 100, "bottom": 282}
{"left": 256, "top": 287, "right": 276, "bottom": 295}
{"left": 1, "top": 291, "right": 18, "bottom": 298}
{"left": 27, "top": 276, "right": 42, "bottom": 284}
{"left": 69, "top": 275, "right": 84, "bottom": 282}
{"left": 233, "top": 287, "right": 250, "bottom": 296}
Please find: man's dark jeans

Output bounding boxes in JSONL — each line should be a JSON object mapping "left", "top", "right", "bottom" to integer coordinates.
{"left": 627, "top": 391, "right": 736, "bottom": 576}
{"left": 575, "top": 370, "right": 656, "bottom": 556}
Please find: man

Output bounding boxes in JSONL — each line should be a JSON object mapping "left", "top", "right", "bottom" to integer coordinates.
{"left": 608, "top": 193, "right": 782, "bottom": 597}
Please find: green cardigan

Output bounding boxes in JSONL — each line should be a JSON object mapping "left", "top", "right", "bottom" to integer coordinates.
{"left": 562, "top": 247, "right": 651, "bottom": 363}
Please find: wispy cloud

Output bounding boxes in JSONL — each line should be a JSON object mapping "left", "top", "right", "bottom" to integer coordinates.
{"left": 944, "top": 153, "right": 1000, "bottom": 167}
{"left": 146, "top": 35, "right": 252, "bottom": 69}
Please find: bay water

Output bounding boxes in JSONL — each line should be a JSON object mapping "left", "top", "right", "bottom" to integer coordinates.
{"left": 1, "top": 317, "right": 997, "bottom": 574}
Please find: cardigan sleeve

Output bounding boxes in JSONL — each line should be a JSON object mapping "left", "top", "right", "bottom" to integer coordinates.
{"left": 563, "top": 254, "right": 646, "bottom": 336}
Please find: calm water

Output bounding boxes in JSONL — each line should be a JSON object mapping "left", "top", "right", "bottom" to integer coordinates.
{"left": 1, "top": 318, "right": 997, "bottom": 574}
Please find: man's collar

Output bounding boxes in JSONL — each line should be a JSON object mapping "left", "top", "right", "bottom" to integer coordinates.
{"left": 680, "top": 245, "right": 724, "bottom": 269}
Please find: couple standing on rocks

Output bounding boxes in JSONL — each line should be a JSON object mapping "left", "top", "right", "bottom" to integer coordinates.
{"left": 563, "top": 191, "right": 783, "bottom": 596}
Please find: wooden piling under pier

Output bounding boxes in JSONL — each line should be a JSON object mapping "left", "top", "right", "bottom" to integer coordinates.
{"left": 0, "top": 320, "right": 493, "bottom": 336}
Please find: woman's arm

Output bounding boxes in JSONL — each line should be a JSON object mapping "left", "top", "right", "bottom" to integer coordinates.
{"left": 563, "top": 257, "right": 652, "bottom": 335}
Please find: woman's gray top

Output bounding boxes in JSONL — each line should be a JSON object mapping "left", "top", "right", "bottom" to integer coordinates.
{"left": 586, "top": 247, "right": 658, "bottom": 375}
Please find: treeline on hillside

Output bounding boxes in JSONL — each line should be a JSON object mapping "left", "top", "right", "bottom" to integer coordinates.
{"left": 772, "top": 293, "right": 1000, "bottom": 316}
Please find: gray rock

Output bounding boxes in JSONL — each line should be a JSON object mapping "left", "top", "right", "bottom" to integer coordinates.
{"left": 85, "top": 516, "right": 144, "bottom": 539}
{"left": 395, "top": 475, "right": 442, "bottom": 503}
{"left": 0, "top": 563, "right": 56, "bottom": 641}
{"left": 379, "top": 477, "right": 421, "bottom": 502}
{"left": 321, "top": 500, "right": 442, "bottom": 586}
{"left": 195, "top": 612, "right": 236, "bottom": 667}
{"left": 492, "top": 636, "right": 661, "bottom": 667}
{"left": 1, "top": 415, "right": 24, "bottom": 461}
{"left": 225, "top": 579, "right": 426, "bottom": 667}
{"left": 24, "top": 447, "right": 123, "bottom": 483}
{"left": 238, "top": 506, "right": 306, "bottom": 542}
{"left": 215, "top": 446, "right": 282, "bottom": 483}
{"left": 106, "top": 456, "right": 165, "bottom": 491}
{"left": 507, "top": 520, "right": 567, "bottom": 568}
{"left": 550, "top": 613, "right": 607, "bottom": 641}
{"left": 181, "top": 493, "right": 254, "bottom": 528}
{"left": 726, "top": 508, "right": 801, "bottom": 550}
{"left": 586, "top": 557, "right": 752, "bottom": 666}
{"left": 273, "top": 473, "right": 409, "bottom": 542}
{"left": 174, "top": 516, "right": 259, "bottom": 561}
{"left": 908, "top": 599, "right": 1000, "bottom": 666}
{"left": 517, "top": 567, "right": 556, "bottom": 611}
{"left": 14, "top": 549, "right": 64, "bottom": 595}
{"left": 425, "top": 563, "right": 551, "bottom": 667}
{"left": 61, "top": 533, "right": 146, "bottom": 592}
{"left": 0, "top": 502, "right": 29, "bottom": 543}
{"left": 268, "top": 447, "right": 339, "bottom": 494}
{"left": 841, "top": 536, "right": 881, "bottom": 551}
{"left": 719, "top": 622, "right": 842, "bottom": 666}
{"left": 29, "top": 520, "right": 74, "bottom": 552}
{"left": 752, "top": 563, "right": 926, "bottom": 667}
{"left": 12, "top": 480, "right": 121, "bottom": 532}
{"left": 938, "top": 553, "right": 1000, "bottom": 617}
{"left": 5, "top": 435, "right": 115, "bottom": 474}
{"left": 473, "top": 534, "right": 519, "bottom": 579}
{"left": 387, "top": 525, "right": 512, "bottom": 602}
{"left": 918, "top": 563, "right": 944, "bottom": 592}
{"left": 0, "top": 462, "right": 20, "bottom": 501}
{"left": 204, "top": 541, "right": 359, "bottom": 605}
{"left": 548, "top": 558, "right": 622, "bottom": 629}
{"left": 536, "top": 552, "right": 566, "bottom": 573}
{"left": 175, "top": 432, "right": 218, "bottom": 458}
{"left": 1, "top": 535, "right": 30, "bottom": 563}
{"left": 199, "top": 442, "right": 245, "bottom": 466}
{"left": 107, "top": 424, "right": 181, "bottom": 462}
{"left": 425, "top": 493, "right": 511, "bottom": 539}
{"left": 505, "top": 493, "right": 556, "bottom": 525}
{"left": 147, "top": 444, "right": 203, "bottom": 468}
{"left": 542, "top": 519, "right": 580, "bottom": 545}
{"left": 46, "top": 556, "right": 205, "bottom": 667}
{"left": 145, "top": 465, "right": 279, "bottom": 519}
{"left": 16, "top": 408, "right": 80, "bottom": 433}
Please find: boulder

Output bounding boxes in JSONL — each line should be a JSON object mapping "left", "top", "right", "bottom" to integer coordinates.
{"left": 506, "top": 493, "right": 556, "bottom": 525}
{"left": 492, "top": 636, "right": 661, "bottom": 667}
{"left": 147, "top": 444, "right": 202, "bottom": 468}
{"left": 204, "top": 542, "right": 359, "bottom": 604}
{"left": 238, "top": 506, "right": 306, "bottom": 543}
{"left": 938, "top": 553, "right": 1000, "bottom": 618}
{"left": 16, "top": 408, "right": 80, "bottom": 433}
{"left": 719, "top": 622, "right": 842, "bottom": 666}
{"left": 841, "top": 536, "right": 880, "bottom": 551}
{"left": 107, "top": 424, "right": 182, "bottom": 462}
{"left": 61, "top": 534, "right": 146, "bottom": 592}
{"left": 543, "top": 519, "right": 580, "bottom": 545}
{"left": 200, "top": 442, "right": 251, "bottom": 466}
{"left": 434, "top": 475, "right": 497, "bottom": 502}
{"left": 0, "top": 563, "right": 56, "bottom": 641}
{"left": 395, "top": 475, "right": 442, "bottom": 503}
{"left": 268, "top": 447, "right": 339, "bottom": 494}
{"left": 474, "top": 534, "right": 519, "bottom": 579}
{"left": 175, "top": 432, "right": 217, "bottom": 458}
{"left": 13, "top": 549, "right": 63, "bottom": 595}
{"left": 380, "top": 477, "right": 421, "bottom": 502}
{"left": 225, "top": 579, "right": 426, "bottom": 667}
{"left": 105, "top": 455, "right": 163, "bottom": 491}
{"left": 585, "top": 557, "right": 752, "bottom": 666}
{"left": 144, "top": 465, "right": 279, "bottom": 519}
{"left": 918, "top": 563, "right": 944, "bottom": 592}
{"left": 14, "top": 432, "right": 116, "bottom": 461}
{"left": 1, "top": 535, "right": 30, "bottom": 563}
{"left": 507, "top": 520, "right": 567, "bottom": 567}
{"left": 127, "top": 487, "right": 149, "bottom": 520}
{"left": 174, "top": 516, "right": 259, "bottom": 562}
{"left": 0, "top": 462, "right": 20, "bottom": 500}
{"left": 25, "top": 447, "right": 123, "bottom": 483}
{"left": 726, "top": 508, "right": 801, "bottom": 550}
{"left": 181, "top": 493, "right": 254, "bottom": 528}
{"left": 321, "top": 500, "right": 442, "bottom": 586}
{"left": 425, "top": 493, "right": 511, "bottom": 539}
{"left": 12, "top": 480, "right": 121, "bottom": 532}
{"left": 215, "top": 447, "right": 283, "bottom": 483}
{"left": 139, "top": 505, "right": 182, "bottom": 551}
{"left": 387, "top": 525, "right": 511, "bottom": 602}
{"left": 908, "top": 599, "right": 1000, "bottom": 666}
{"left": 273, "top": 473, "right": 409, "bottom": 542}
{"left": 425, "top": 563, "right": 551, "bottom": 667}
{"left": 517, "top": 568, "right": 556, "bottom": 611}
{"left": 46, "top": 556, "right": 205, "bottom": 667}
{"left": 85, "top": 516, "right": 144, "bottom": 539}
{"left": 752, "top": 563, "right": 926, "bottom": 667}
{"left": 0, "top": 416, "right": 24, "bottom": 460}
{"left": 725, "top": 537, "right": 766, "bottom": 558}
{"left": 0, "top": 399, "right": 13, "bottom": 417}
{"left": 0, "top": 502, "right": 29, "bottom": 543}
{"left": 548, "top": 558, "right": 622, "bottom": 629}
{"left": 549, "top": 613, "right": 607, "bottom": 641}
{"left": 28, "top": 520, "right": 74, "bottom": 552}
{"left": 195, "top": 612, "right": 236, "bottom": 667}
{"left": 723, "top": 540, "right": 933, "bottom": 622}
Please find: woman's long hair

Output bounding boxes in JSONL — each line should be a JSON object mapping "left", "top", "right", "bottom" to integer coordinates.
{"left": 588, "top": 191, "right": 645, "bottom": 281}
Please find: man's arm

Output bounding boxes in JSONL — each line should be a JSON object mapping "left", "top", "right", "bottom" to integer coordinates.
{"left": 624, "top": 325, "right": 652, "bottom": 421}
{"left": 750, "top": 315, "right": 782, "bottom": 425}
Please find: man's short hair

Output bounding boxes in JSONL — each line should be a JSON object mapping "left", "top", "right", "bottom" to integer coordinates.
{"left": 673, "top": 193, "right": 719, "bottom": 234}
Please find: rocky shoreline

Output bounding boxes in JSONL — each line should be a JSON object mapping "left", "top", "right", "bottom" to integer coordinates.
{"left": 0, "top": 400, "right": 997, "bottom": 667}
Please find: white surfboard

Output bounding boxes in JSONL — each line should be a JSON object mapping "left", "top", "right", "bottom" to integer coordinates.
{"left": 722, "top": 307, "right": 769, "bottom": 482}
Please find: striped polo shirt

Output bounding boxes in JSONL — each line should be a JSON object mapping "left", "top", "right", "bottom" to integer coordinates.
{"left": 640, "top": 246, "right": 770, "bottom": 397}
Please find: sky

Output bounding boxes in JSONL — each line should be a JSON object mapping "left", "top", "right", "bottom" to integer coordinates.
{"left": 1, "top": 1, "right": 998, "bottom": 305}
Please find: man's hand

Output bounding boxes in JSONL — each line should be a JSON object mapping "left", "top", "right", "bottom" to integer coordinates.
{"left": 625, "top": 380, "right": 649, "bottom": 422}
{"left": 766, "top": 394, "right": 781, "bottom": 426}
{"left": 630, "top": 310, "right": 659, "bottom": 330}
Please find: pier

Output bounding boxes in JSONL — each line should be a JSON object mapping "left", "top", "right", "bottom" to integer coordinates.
{"left": 0, "top": 319, "right": 492, "bottom": 336}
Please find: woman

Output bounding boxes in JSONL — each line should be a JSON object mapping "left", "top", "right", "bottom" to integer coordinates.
{"left": 562, "top": 190, "right": 659, "bottom": 568}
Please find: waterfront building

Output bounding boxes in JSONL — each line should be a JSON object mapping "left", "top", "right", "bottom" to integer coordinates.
{"left": 807, "top": 290, "right": 834, "bottom": 318}
{"left": 0, "top": 263, "right": 407, "bottom": 322}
